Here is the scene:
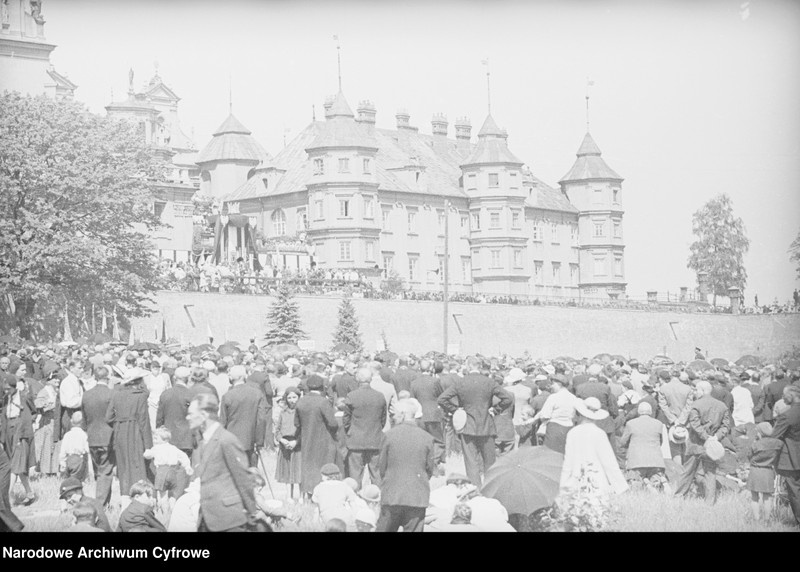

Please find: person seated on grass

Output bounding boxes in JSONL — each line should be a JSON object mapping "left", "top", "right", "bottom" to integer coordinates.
{"left": 311, "top": 463, "right": 359, "bottom": 528}
{"left": 59, "top": 477, "right": 111, "bottom": 532}
{"left": 69, "top": 501, "right": 104, "bottom": 533}
{"left": 58, "top": 411, "right": 89, "bottom": 482}
{"left": 117, "top": 480, "right": 166, "bottom": 532}
{"left": 144, "top": 426, "right": 193, "bottom": 511}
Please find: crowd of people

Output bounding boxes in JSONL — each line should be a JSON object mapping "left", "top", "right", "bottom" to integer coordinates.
{"left": 1, "top": 340, "right": 799, "bottom": 532}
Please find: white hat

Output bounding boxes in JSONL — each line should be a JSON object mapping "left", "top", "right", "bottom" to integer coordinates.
{"left": 504, "top": 368, "right": 525, "bottom": 385}
{"left": 575, "top": 397, "right": 609, "bottom": 421}
{"left": 452, "top": 408, "right": 468, "bottom": 433}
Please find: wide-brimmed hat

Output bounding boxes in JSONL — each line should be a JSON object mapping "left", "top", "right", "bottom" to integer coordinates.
{"left": 575, "top": 397, "right": 609, "bottom": 421}
{"left": 704, "top": 438, "right": 725, "bottom": 461}
{"left": 668, "top": 425, "right": 688, "bottom": 444}
{"left": 452, "top": 408, "right": 467, "bottom": 433}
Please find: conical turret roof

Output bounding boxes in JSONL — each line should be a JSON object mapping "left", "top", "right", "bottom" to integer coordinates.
{"left": 197, "top": 113, "right": 271, "bottom": 165}
{"left": 559, "top": 132, "right": 622, "bottom": 183}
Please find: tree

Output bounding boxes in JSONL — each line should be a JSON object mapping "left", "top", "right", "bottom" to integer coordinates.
{"left": 264, "top": 283, "right": 307, "bottom": 345}
{"left": 331, "top": 297, "right": 363, "bottom": 353}
{"left": 687, "top": 194, "right": 750, "bottom": 307}
{"left": 790, "top": 227, "right": 800, "bottom": 279}
{"left": 0, "top": 93, "right": 165, "bottom": 339}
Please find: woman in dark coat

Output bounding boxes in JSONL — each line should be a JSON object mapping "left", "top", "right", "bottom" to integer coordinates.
{"left": 105, "top": 368, "right": 152, "bottom": 498}
{"left": 1, "top": 376, "right": 37, "bottom": 505}
{"left": 294, "top": 375, "right": 338, "bottom": 497}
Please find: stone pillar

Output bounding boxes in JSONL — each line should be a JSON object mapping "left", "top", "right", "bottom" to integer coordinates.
{"left": 680, "top": 287, "right": 688, "bottom": 303}
{"left": 728, "top": 287, "right": 741, "bottom": 315}
{"left": 647, "top": 291, "right": 658, "bottom": 303}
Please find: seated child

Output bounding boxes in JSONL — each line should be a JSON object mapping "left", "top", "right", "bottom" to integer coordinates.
{"left": 117, "top": 480, "right": 167, "bottom": 532}
{"left": 59, "top": 412, "right": 89, "bottom": 481}
{"left": 144, "top": 426, "right": 193, "bottom": 509}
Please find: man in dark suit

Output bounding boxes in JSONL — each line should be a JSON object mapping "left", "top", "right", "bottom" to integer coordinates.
{"left": 80, "top": 365, "right": 115, "bottom": 507}
{"left": 674, "top": 380, "right": 731, "bottom": 505}
{"left": 410, "top": 359, "right": 445, "bottom": 465}
{"left": 438, "top": 356, "right": 513, "bottom": 486}
{"left": 392, "top": 356, "right": 418, "bottom": 395}
{"left": 187, "top": 393, "right": 258, "bottom": 532}
{"left": 156, "top": 366, "right": 194, "bottom": 457}
{"left": 772, "top": 384, "right": 800, "bottom": 525}
{"left": 764, "top": 370, "right": 789, "bottom": 423}
{"left": 343, "top": 368, "right": 386, "bottom": 486}
{"left": 377, "top": 400, "right": 435, "bottom": 532}
{"left": 220, "top": 365, "right": 267, "bottom": 467}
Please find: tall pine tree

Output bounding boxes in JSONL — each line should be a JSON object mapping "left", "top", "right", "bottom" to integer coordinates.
{"left": 264, "top": 283, "right": 307, "bottom": 345}
{"left": 331, "top": 297, "right": 363, "bottom": 353}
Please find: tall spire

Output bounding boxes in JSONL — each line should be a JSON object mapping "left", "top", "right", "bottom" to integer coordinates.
{"left": 334, "top": 35, "right": 342, "bottom": 91}
{"left": 482, "top": 58, "right": 491, "bottom": 115}
{"left": 585, "top": 77, "right": 594, "bottom": 132}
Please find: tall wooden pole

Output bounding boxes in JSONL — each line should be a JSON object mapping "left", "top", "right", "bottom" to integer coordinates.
{"left": 443, "top": 199, "right": 449, "bottom": 354}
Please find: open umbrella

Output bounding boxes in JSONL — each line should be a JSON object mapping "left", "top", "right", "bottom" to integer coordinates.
{"left": 735, "top": 355, "right": 762, "bottom": 368}
{"left": 332, "top": 342, "right": 355, "bottom": 353}
{"left": 481, "top": 446, "right": 563, "bottom": 515}
{"left": 687, "top": 359, "right": 714, "bottom": 373}
{"left": 710, "top": 358, "right": 730, "bottom": 368}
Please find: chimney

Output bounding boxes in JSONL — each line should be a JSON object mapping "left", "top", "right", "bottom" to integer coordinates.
{"left": 323, "top": 95, "right": 335, "bottom": 119}
{"left": 455, "top": 116, "right": 471, "bottom": 152}
{"left": 396, "top": 109, "right": 417, "bottom": 132}
{"left": 356, "top": 100, "right": 376, "bottom": 125}
{"left": 431, "top": 113, "right": 448, "bottom": 137}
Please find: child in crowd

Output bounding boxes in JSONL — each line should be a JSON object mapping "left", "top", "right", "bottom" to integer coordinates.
{"left": 746, "top": 422, "right": 783, "bottom": 521}
{"left": 58, "top": 411, "right": 89, "bottom": 482}
{"left": 117, "top": 480, "right": 167, "bottom": 532}
{"left": 143, "top": 427, "right": 193, "bottom": 510}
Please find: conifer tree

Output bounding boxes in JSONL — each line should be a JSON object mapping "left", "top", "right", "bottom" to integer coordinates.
{"left": 331, "top": 297, "right": 363, "bottom": 353}
{"left": 264, "top": 283, "right": 306, "bottom": 345}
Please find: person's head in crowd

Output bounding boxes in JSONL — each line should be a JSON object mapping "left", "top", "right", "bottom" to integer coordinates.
{"left": 129, "top": 480, "right": 156, "bottom": 507}
{"left": 320, "top": 463, "right": 341, "bottom": 482}
{"left": 153, "top": 426, "right": 172, "bottom": 446}
{"left": 325, "top": 518, "right": 347, "bottom": 532}
{"left": 71, "top": 500, "right": 99, "bottom": 529}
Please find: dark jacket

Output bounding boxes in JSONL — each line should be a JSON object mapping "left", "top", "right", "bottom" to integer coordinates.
{"left": 343, "top": 385, "right": 386, "bottom": 451}
{"left": 220, "top": 382, "right": 267, "bottom": 452}
{"left": 378, "top": 423, "right": 434, "bottom": 507}
{"left": 81, "top": 384, "right": 113, "bottom": 448}
{"left": 156, "top": 383, "right": 193, "bottom": 451}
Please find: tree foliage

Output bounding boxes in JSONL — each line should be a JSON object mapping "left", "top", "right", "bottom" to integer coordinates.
{"left": 790, "top": 227, "right": 800, "bottom": 280}
{"left": 0, "top": 92, "right": 166, "bottom": 339}
{"left": 331, "top": 297, "right": 363, "bottom": 353}
{"left": 264, "top": 283, "right": 307, "bottom": 345}
{"left": 687, "top": 194, "right": 749, "bottom": 305}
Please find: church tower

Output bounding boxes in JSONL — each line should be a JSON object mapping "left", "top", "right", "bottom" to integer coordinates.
{"left": 460, "top": 115, "right": 529, "bottom": 295}
{"left": 0, "top": 0, "right": 76, "bottom": 99}
{"left": 559, "top": 132, "right": 626, "bottom": 299}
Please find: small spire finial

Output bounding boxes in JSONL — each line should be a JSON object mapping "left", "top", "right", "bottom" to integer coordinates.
{"left": 334, "top": 35, "right": 342, "bottom": 91}
{"left": 585, "top": 77, "right": 594, "bottom": 132}
{"left": 482, "top": 58, "right": 491, "bottom": 115}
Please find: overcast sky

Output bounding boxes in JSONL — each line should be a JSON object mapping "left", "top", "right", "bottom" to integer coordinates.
{"left": 43, "top": 0, "right": 800, "bottom": 303}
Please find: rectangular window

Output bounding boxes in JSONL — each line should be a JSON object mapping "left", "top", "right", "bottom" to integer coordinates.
{"left": 534, "top": 261, "right": 543, "bottom": 284}
{"left": 613, "top": 220, "right": 622, "bottom": 238}
{"left": 297, "top": 208, "right": 308, "bottom": 231}
{"left": 365, "top": 241, "right": 375, "bottom": 261}
{"left": 364, "top": 197, "right": 374, "bottom": 219}
{"left": 407, "top": 210, "right": 417, "bottom": 233}
{"left": 363, "top": 158, "right": 371, "bottom": 174}
{"left": 615, "top": 256, "right": 623, "bottom": 276}
{"left": 511, "top": 211, "right": 521, "bottom": 229}
{"left": 552, "top": 262, "right": 561, "bottom": 284}
{"left": 472, "top": 212, "right": 480, "bottom": 230}
{"left": 491, "top": 249, "right": 501, "bottom": 268}
{"left": 339, "top": 199, "right": 350, "bottom": 218}
{"left": 532, "top": 222, "right": 543, "bottom": 241}
{"left": 338, "top": 158, "right": 350, "bottom": 173}
{"left": 570, "top": 263, "right": 579, "bottom": 286}
{"left": 462, "top": 258, "right": 471, "bottom": 283}
{"left": 490, "top": 211, "right": 501, "bottom": 229}
{"left": 488, "top": 173, "right": 499, "bottom": 187}
{"left": 551, "top": 223, "right": 559, "bottom": 243}
{"left": 313, "top": 158, "right": 324, "bottom": 175}
{"left": 467, "top": 173, "right": 477, "bottom": 190}
{"left": 408, "top": 257, "right": 418, "bottom": 281}
{"left": 339, "top": 241, "right": 352, "bottom": 261}
{"left": 513, "top": 249, "right": 522, "bottom": 268}
{"left": 593, "top": 221, "right": 605, "bottom": 238}
{"left": 594, "top": 256, "right": 606, "bottom": 276}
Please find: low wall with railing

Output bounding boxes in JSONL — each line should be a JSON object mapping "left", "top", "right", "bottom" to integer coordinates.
{"left": 130, "top": 291, "right": 800, "bottom": 362}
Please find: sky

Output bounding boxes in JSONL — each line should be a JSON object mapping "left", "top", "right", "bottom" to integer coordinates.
{"left": 41, "top": 0, "right": 800, "bottom": 303}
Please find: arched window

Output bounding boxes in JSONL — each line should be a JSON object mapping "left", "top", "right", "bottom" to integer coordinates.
{"left": 272, "top": 209, "right": 286, "bottom": 236}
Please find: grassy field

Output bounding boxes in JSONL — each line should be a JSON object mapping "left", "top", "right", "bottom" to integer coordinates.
{"left": 10, "top": 450, "right": 798, "bottom": 532}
